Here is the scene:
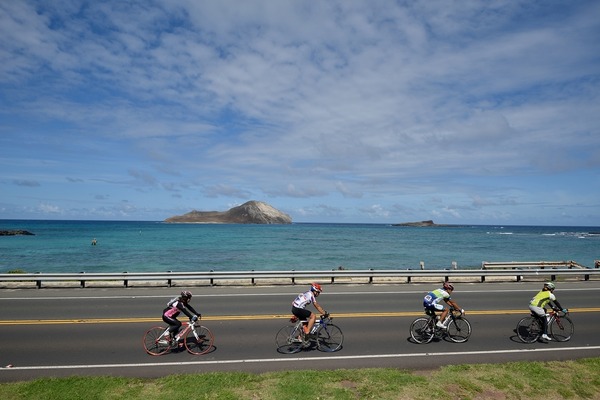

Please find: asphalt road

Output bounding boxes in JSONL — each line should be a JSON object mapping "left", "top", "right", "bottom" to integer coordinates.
{"left": 1, "top": 281, "right": 599, "bottom": 382}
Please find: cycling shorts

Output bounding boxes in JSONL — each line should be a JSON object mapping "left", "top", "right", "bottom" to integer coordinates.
{"left": 292, "top": 306, "right": 311, "bottom": 320}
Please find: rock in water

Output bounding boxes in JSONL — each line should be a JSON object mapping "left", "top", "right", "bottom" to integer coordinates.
{"left": 165, "top": 201, "right": 292, "bottom": 224}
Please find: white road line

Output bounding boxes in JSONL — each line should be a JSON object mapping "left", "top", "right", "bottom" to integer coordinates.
{"left": 3, "top": 346, "right": 600, "bottom": 371}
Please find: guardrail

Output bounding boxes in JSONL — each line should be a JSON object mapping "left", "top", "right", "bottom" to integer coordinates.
{"left": 1, "top": 268, "right": 599, "bottom": 288}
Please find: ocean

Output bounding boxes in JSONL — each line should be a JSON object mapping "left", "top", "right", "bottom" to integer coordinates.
{"left": 0, "top": 220, "right": 598, "bottom": 273}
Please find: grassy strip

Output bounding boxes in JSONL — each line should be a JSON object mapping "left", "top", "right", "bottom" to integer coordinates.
{"left": 1, "top": 358, "right": 599, "bottom": 400}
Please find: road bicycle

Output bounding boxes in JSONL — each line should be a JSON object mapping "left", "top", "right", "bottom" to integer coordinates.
{"left": 276, "top": 314, "right": 343, "bottom": 354}
{"left": 143, "top": 320, "right": 214, "bottom": 356}
{"left": 516, "top": 308, "right": 573, "bottom": 343}
{"left": 410, "top": 306, "right": 472, "bottom": 344}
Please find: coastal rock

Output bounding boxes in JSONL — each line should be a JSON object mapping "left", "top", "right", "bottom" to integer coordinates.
{"left": 0, "top": 230, "right": 35, "bottom": 236}
{"left": 165, "top": 201, "right": 292, "bottom": 224}
{"left": 392, "top": 220, "right": 441, "bottom": 227}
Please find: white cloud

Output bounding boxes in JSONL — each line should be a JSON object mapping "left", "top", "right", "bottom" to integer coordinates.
{"left": 0, "top": 0, "right": 598, "bottom": 224}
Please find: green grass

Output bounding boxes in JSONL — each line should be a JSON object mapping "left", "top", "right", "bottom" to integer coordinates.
{"left": 1, "top": 358, "right": 599, "bottom": 400}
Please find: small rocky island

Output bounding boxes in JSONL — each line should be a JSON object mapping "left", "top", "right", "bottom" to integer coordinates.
{"left": 392, "top": 220, "right": 448, "bottom": 227}
{"left": 0, "top": 230, "right": 35, "bottom": 236}
{"left": 165, "top": 200, "right": 292, "bottom": 224}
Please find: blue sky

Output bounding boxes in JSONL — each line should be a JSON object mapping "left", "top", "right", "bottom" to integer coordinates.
{"left": 1, "top": 1, "right": 599, "bottom": 225}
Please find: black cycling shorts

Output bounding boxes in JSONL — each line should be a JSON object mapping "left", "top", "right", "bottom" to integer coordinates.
{"left": 292, "top": 306, "right": 311, "bottom": 320}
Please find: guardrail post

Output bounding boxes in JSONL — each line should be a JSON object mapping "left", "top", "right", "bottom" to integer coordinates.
{"left": 481, "top": 273, "right": 485, "bottom": 283}
{"left": 551, "top": 274, "right": 556, "bottom": 281}
{"left": 291, "top": 270, "right": 295, "bottom": 285}
{"left": 167, "top": 271, "right": 172, "bottom": 287}
{"left": 36, "top": 272, "right": 42, "bottom": 289}
{"left": 210, "top": 270, "right": 214, "bottom": 286}
{"left": 80, "top": 272, "right": 86, "bottom": 288}
{"left": 251, "top": 270, "right": 255, "bottom": 286}
{"left": 368, "top": 268, "right": 373, "bottom": 284}
{"left": 420, "top": 261, "right": 425, "bottom": 270}
{"left": 331, "top": 269, "right": 335, "bottom": 284}
{"left": 407, "top": 269, "right": 411, "bottom": 283}
{"left": 123, "top": 272, "right": 128, "bottom": 288}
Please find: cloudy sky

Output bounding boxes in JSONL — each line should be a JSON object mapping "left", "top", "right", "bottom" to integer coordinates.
{"left": 1, "top": 1, "right": 599, "bottom": 225}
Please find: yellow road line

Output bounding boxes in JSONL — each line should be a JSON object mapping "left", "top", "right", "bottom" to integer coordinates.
{"left": 0, "top": 308, "right": 598, "bottom": 325}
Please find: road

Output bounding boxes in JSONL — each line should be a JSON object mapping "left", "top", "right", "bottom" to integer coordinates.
{"left": 1, "top": 281, "right": 599, "bottom": 382}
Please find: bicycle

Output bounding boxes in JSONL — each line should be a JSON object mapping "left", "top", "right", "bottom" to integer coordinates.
{"left": 410, "top": 306, "right": 472, "bottom": 344}
{"left": 516, "top": 308, "right": 573, "bottom": 343}
{"left": 143, "top": 320, "right": 214, "bottom": 356}
{"left": 276, "top": 314, "right": 343, "bottom": 354}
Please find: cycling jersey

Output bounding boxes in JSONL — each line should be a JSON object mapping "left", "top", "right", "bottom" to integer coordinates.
{"left": 423, "top": 288, "right": 450, "bottom": 308}
{"left": 292, "top": 290, "right": 315, "bottom": 309}
{"left": 529, "top": 290, "right": 556, "bottom": 308}
{"left": 163, "top": 298, "right": 198, "bottom": 319}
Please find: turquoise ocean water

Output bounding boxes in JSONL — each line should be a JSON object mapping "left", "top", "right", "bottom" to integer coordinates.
{"left": 0, "top": 220, "right": 598, "bottom": 273}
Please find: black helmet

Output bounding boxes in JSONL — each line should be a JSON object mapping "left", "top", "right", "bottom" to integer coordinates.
{"left": 181, "top": 290, "right": 192, "bottom": 301}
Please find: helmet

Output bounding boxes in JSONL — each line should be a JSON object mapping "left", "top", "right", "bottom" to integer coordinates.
{"left": 544, "top": 282, "right": 556, "bottom": 290}
{"left": 180, "top": 290, "right": 192, "bottom": 301}
{"left": 443, "top": 282, "right": 454, "bottom": 291}
{"left": 310, "top": 282, "right": 322, "bottom": 293}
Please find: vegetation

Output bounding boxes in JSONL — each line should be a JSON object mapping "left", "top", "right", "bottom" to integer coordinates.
{"left": 1, "top": 358, "right": 599, "bottom": 399}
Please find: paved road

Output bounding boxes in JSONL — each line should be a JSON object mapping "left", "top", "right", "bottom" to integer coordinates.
{"left": 1, "top": 281, "right": 599, "bottom": 382}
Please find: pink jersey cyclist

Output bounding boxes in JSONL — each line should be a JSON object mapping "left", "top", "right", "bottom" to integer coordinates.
{"left": 162, "top": 290, "right": 200, "bottom": 341}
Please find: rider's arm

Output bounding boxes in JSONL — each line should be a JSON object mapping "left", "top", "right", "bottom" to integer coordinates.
{"left": 177, "top": 303, "right": 196, "bottom": 319}
{"left": 551, "top": 299, "right": 564, "bottom": 312}
{"left": 186, "top": 304, "right": 201, "bottom": 318}
{"left": 313, "top": 300, "right": 326, "bottom": 315}
{"left": 446, "top": 299, "right": 460, "bottom": 311}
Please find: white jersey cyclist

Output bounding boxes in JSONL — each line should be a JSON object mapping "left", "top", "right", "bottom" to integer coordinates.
{"left": 291, "top": 283, "right": 327, "bottom": 335}
{"left": 292, "top": 290, "right": 316, "bottom": 309}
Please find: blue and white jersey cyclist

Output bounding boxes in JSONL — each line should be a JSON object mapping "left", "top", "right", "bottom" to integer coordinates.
{"left": 423, "top": 282, "right": 464, "bottom": 329}
{"left": 292, "top": 283, "right": 327, "bottom": 336}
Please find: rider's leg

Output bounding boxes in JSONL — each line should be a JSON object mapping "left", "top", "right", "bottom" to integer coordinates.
{"left": 163, "top": 315, "right": 181, "bottom": 338}
{"left": 529, "top": 305, "right": 549, "bottom": 336}
{"left": 305, "top": 312, "right": 317, "bottom": 334}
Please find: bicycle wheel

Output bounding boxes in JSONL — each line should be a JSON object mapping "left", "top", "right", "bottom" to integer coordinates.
{"left": 317, "top": 324, "right": 343, "bottom": 352}
{"left": 185, "top": 325, "right": 215, "bottom": 355}
{"left": 410, "top": 317, "right": 435, "bottom": 344}
{"left": 447, "top": 317, "right": 472, "bottom": 343}
{"left": 516, "top": 316, "right": 542, "bottom": 343}
{"left": 143, "top": 327, "right": 171, "bottom": 356}
{"left": 550, "top": 316, "right": 574, "bottom": 342}
{"left": 276, "top": 325, "right": 304, "bottom": 354}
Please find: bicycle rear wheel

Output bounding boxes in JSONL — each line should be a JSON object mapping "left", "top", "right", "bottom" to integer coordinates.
{"left": 550, "top": 316, "right": 574, "bottom": 342}
{"left": 143, "top": 327, "right": 171, "bottom": 356}
{"left": 516, "top": 316, "right": 542, "bottom": 343}
{"left": 317, "top": 324, "right": 343, "bottom": 352}
{"left": 447, "top": 317, "right": 471, "bottom": 343}
{"left": 410, "top": 317, "right": 434, "bottom": 344}
{"left": 185, "top": 325, "right": 215, "bottom": 355}
{"left": 276, "top": 325, "right": 304, "bottom": 354}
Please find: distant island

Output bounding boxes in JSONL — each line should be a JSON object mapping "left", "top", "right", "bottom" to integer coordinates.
{"left": 165, "top": 200, "right": 292, "bottom": 224}
{"left": 392, "top": 220, "right": 452, "bottom": 227}
{"left": 0, "top": 230, "right": 35, "bottom": 236}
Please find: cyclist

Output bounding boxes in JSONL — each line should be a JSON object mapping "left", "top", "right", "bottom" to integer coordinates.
{"left": 529, "top": 282, "right": 567, "bottom": 341}
{"left": 423, "top": 281, "right": 463, "bottom": 329}
{"left": 292, "top": 282, "right": 327, "bottom": 336}
{"left": 163, "top": 290, "right": 200, "bottom": 342}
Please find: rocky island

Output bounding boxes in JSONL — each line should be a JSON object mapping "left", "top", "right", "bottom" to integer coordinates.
{"left": 0, "top": 230, "right": 35, "bottom": 236}
{"left": 165, "top": 200, "right": 292, "bottom": 224}
{"left": 392, "top": 220, "right": 448, "bottom": 227}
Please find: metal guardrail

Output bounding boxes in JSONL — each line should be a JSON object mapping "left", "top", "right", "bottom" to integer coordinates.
{"left": 1, "top": 268, "right": 599, "bottom": 288}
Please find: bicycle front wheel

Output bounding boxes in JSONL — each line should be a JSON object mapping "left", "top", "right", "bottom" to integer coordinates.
{"left": 317, "top": 324, "right": 343, "bottom": 352}
{"left": 447, "top": 317, "right": 472, "bottom": 343}
{"left": 143, "top": 327, "right": 171, "bottom": 356}
{"left": 276, "top": 325, "right": 304, "bottom": 354}
{"left": 516, "top": 316, "right": 542, "bottom": 343}
{"left": 410, "top": 317, "right": 434, "bottom": 344}
{"left": 185, "top": 325, "right": 215, "bottom": 355}
{"left": 550, "top": 316, "right": 574, "bottom": 342}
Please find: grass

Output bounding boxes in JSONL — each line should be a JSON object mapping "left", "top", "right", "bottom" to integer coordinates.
{"left": 1, "top": 358, "right": 599, "bottom": 400}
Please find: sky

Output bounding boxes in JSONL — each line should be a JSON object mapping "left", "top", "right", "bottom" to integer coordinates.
{"left": 1, "top": 1, "right": 599, "bottom": 225}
